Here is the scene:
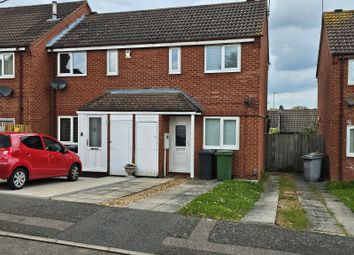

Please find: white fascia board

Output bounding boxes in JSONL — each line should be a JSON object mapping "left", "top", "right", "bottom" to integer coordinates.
{"left": 0, "top": 48, "right": 26, "bottom": 52}
{"left": 76, "top": 111, "right": 202, "bottom": 116}
{"left": 50, "top": 38, "right": 255, "bottom": 52}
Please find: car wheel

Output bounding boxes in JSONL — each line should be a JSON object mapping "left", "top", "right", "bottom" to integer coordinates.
{"left": 8, "top": 168, "right": 27, "bottom": 190}
{"left": 68, "top": 164, "right": 80, "bottom": 182}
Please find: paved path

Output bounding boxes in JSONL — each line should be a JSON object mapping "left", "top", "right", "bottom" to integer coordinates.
{"left": 315, "top": 183, "right": 354, "bottom": 236}
{"left": 295, "top": 177, "right": 344, "bottom": 236}
{"left": 0, "top": 194, "right": 354, "bottom": 254}
{"left": 241, "top": 175, "right": 279, "bottom": 224}
{"left": 0, "top": 177, "right": 127, "bottom": 198}
{"left": 127, "top": 180, "right": 218, "bottom": 212}
{"left": 53, "top": 177, "right": 172, "bottom": 204}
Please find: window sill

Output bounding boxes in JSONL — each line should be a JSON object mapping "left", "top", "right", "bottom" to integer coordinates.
{"left": 107, "top": 73, "right": 119, "bottom": 76}
{"left": 0, "top": 76, "right": 15, "bottom": 79}
{"left": 204, "top": 69, "right": 241, "bottom": 74}
{"left": 203, "top": 146, "right": 239, "bottom": 151}
{"left": 57, "top": 74, "right": 87, "bottom": 78}
{"left": 169, "top": 72, "right": 181, "bottom": 75}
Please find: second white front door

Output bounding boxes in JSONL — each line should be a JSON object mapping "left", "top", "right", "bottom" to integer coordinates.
{"left": 170, "top": 116, "right": 191, "bottom": 173}
{"left": 84, "top": 115, "right": 107, "bottom": 172}
{"left": 110, "top": 115, "right": 133, "bottom": 176}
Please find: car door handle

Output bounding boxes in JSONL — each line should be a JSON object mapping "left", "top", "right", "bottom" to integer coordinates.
{"left": 26, "top": 153, "right": 31, "bottom": 157}
{"left": 49, "top": 154, "right": 54, "bottom": 158}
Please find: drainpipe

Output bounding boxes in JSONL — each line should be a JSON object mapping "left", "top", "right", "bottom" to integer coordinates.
{"left": 190, "top": 114, "right": 195, "bottom": 179}
{"left": 18, "top": 51, "right": 24, "bottom": 124}
{"left": 339, "top": 56, "right": 344, "bottom": 181}
{"left": 50, "top": 52, "right": 57, "bottom": 137}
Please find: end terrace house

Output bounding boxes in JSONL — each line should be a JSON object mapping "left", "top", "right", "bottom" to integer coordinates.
{"left": 0, "top": 1, "right": 91, "bottom": 133}
{"left": 317, "top": 9, "right": 354, "bottom": 181}
{"left": 47, "top": 0, "right": 269, "bottom": 179}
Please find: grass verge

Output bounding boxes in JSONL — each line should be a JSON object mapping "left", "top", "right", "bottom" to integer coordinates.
{"left": 276, "top": 174, "right": 309, "bottom": 231}
{"left": 179, "top": 180, "right": 264, "bottom": 222}
{"left": 327, "top": 181, "right": 354, "bottom": 213}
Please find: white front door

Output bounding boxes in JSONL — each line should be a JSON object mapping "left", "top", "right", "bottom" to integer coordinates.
{"left": 110, "top": 115, "right": 133, "bottom": 176}
{"left": 135, "top": 115, "right": 159, "bottom": 177}
{"left": 85, "top": 115, "right": 107, "bottom": 172}
{"left": 170, "top": 116, "right": 191, "bottom": 173}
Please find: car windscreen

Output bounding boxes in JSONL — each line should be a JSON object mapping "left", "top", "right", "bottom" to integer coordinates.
{"left": 0, "top": 135, "right": 11, "bottom": 148}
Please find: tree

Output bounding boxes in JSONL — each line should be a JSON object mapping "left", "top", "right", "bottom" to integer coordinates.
{"left": 292, "top": 106, "right": 308, "bottom": 110}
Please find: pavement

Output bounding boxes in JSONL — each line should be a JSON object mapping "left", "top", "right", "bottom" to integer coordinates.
{"left": 241, "top": 175, "right": 279, "bottom": 224}
{"left": 127, "top": 180, "right": 218, "bottom": 213}
{"left": 296, "top": 177, "right": 345, "bottom": 236}
{"left": 0, "top": 236, "right": 114, "bottom": 255}
{"left": 315, "top": 182, "right": 354, "bottom": 236}
{"left": 0, "top": 193, "right": 353, "bottom": 255}
{"left": 0, "top": 176, "right": 127, "bottom": 198}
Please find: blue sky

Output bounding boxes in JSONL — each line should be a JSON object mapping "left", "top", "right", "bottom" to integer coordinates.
{"left": 3, "top": 0, "right": 354, "bottom": 109}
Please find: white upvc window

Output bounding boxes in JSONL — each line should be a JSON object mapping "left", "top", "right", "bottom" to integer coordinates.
{"left": 107, "top": 50, "right": 118, "bottom": 76}
{"left": 0, "top": 118, "right": 15, "bottom": 125}
{"left": 0, "top": 53, "right": 15, "bottom": 79}
{"left": 203, "top": 117, "right": 240, "bottom": 150}
{"left": 58, "top": 52, "right": 87, "bottom": 77}
{"left": 349, "top": 59, "right": 354, "bottom": 85}
{"left": 205, "top": 44, "right": 241, "bottom": 73}
{"left": 169, "top": 47, "right": 181, "bottom": 74}
{"left": 347, "top": 125, "right": 354, "bottom": 157}
{"left": 58, "top": 116, "right": 78, "bottom": 145}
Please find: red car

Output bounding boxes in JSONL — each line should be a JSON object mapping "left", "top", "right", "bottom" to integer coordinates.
{"left": 0, "top": 132, "right": 82, "bottom": 190}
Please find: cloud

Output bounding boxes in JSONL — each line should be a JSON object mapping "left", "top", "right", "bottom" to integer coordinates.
{"left": 270, "top": 27, "right": 320, "bottom": 71}
{"left": 268, "top": 88, "right": 317, "bottom": 109}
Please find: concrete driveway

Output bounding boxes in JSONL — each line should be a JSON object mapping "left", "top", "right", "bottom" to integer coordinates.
{"left": 0, "top": 177, "right": 127, "bottom": 198}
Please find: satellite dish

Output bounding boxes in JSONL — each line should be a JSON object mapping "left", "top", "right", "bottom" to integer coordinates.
{"left": 0, "top": 86, "right": 13, "bottom": 97}
{"left": 51, "top": 79, "right": 67, "bottom": 90}
{"left": 347, "top": 95, "right": 354, "bottom": 106}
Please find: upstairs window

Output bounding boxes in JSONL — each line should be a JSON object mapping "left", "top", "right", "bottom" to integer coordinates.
{"left": 205, "top": 44, "right": 241, "bottom": 73}
{"left": 58, "top": 116, "right": 78, "bottom": 144}
{"left": 58, "top": 52, "right": 87, "bottom": 76}
{"left": 349, "top": 59, "right": 354, "bottom": 85}
{"left": 169, "top": 48, "right": 181, "bottom": 74}
{"left": 107, "top": 50, "right": 118, "bottom": 76}
{"left": 0, "top": 53, "right": 15, "bottom": 78}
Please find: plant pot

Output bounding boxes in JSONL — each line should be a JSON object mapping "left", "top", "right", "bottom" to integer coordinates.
{"left": 125, "top": 165, "right": 136, "bottom": 176}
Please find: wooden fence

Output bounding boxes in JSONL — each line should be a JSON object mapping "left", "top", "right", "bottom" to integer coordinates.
{"left": 0, "top": 124, "right": 33, "bottom": 133}
{"left": 266, "top": 134, "right": 325, "bottom": 172}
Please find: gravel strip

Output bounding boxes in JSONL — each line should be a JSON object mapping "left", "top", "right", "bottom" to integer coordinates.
{"left": 99, "top": 178, "right": 188, "bottom": 207}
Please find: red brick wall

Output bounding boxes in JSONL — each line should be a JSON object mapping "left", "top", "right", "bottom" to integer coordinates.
{"left": 0, "top": 3, "right": 91, "bottom": 135}
{"left": 55, "top": 35, "right": 268, "bottom": 179}
{"left": 318, "top": 26, "right": 354, "bottom": 181}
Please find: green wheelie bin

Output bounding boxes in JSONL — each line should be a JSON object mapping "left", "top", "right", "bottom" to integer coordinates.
{"left": 215, "top": 150, "right": 233, "bottom": 181}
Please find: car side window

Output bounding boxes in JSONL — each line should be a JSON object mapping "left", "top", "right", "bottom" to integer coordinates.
{"left": 43, "top": 137, "right": 64, "bottom": 153}
{"left": 20, "top": 136, "right": 44, "bottom": 150}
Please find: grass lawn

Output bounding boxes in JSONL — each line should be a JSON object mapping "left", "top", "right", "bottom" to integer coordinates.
{"left": 327, "top": 181, "right": 354, "bottom": 213}
{"left": 276, "top": 174, "right": 308, "bottom": 231}
{"left": 179, "top": 180, "right": 263, "bottom": 222}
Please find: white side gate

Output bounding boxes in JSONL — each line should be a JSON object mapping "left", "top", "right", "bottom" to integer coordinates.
{"left": 110, "top": 115, "right": 133, "bottom": 176}
{"left": 135, "top": 115, "right": 159, "bottom": 177}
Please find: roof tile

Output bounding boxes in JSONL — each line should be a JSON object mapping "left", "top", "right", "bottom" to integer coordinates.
{"left": 0, "top": 1, "right": 85, "bottom": 48}
{"left": 52, "top": 0, "right": 267, "bottom": 48}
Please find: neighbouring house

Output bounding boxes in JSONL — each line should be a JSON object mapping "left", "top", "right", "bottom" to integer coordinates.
{"left": 317, "top": 9, "right": 354, "bottom": 181}
{"left": 268, "top": 109, "right": 317, "bottom": 134}
{"left": 1, "top": 0, "right": 269, "bottom": 180}
{"left": 0, "top": 1, "right": 91, "bottom": 134}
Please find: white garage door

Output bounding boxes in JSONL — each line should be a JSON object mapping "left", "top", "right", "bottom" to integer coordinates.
{"left": 110, "top": 115, "right": 133, "bottom": 176}
{"left": 135, "top": 115, "right": 159, "bottom": 177}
